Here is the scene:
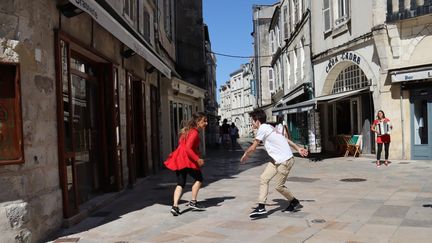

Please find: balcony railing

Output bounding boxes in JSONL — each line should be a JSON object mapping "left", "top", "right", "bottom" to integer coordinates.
{"left": 387, "top": 0, "right": 432, "bottom": 22}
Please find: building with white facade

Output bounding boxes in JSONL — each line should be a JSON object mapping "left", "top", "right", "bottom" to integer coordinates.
{"left": 219, "top": 62, "right": 257, "bottom": 137}
{"left": 269, "top": 0, "right": 316, "bottom": 148}
{"left": 250, "top": 0, "right": 432, "bottom": 159}
{"left": 310, "top": 0, "right": 378, "bottom": 155}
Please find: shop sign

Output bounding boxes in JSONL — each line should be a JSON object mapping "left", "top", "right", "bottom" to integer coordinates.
{"left": 326, "top": 52, "right": 362, "bottom": 73}
{"left": 68, "top": 0, "right": 171, "bottom": 78}
{"left": 391, "top": 69, "right": 432, "bottom": 83}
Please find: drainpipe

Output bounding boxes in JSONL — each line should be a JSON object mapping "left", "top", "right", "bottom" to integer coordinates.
{"left": 400, "top": 84, "right": 405, "bottom": 159}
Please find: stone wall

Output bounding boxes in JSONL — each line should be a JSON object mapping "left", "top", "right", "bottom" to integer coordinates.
{"left": 0, "top": 0, "right": 63, "bottom": 242}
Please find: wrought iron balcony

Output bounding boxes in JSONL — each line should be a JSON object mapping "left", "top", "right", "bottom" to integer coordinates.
{"left": 387, "top": 0, "right": 432, "bottom": 22}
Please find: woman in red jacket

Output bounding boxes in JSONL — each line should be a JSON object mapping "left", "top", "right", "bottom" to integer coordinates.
{"left": 164, "top": 112, "right": 208, "bottom": 216}
{"left": 371, "top": 110, "right": 392, "bottom": 167}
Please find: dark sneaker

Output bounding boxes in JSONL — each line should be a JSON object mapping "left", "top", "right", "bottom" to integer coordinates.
{"left": 171, "top": 206, "right": 181, "bottom": 216}
{"left": 285, "top": 198, "right": 303, "bottom": 212}
{"left": 249, "top": 207, "right": 267, "bottom": 218}
{"left": 187, "top": 200, "right": 205, "bottom": 211}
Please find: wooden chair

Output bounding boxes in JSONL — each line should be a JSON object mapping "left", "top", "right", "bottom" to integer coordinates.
{"left": 335, "top": 135, "right": 350, "bottom": 156}
{"left": 344, "top": 135, "right": 362, "bottom": 157}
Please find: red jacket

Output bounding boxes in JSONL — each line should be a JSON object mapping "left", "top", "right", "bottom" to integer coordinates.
{"left": 164, "top": 128, "right": 201, "bottom": 171}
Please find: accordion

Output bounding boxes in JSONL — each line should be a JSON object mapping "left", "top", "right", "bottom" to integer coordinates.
{"left": 377, "top": 121, "right": 391, "bottom": 135}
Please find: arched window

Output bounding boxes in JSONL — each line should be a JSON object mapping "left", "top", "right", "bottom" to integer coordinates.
{"left": 332, "top": 65, "right": 369, "bottom": 94}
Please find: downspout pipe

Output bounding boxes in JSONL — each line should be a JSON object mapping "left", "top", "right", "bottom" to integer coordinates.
{"left": 400, "top": 84, "right": 405, "bottom": 159}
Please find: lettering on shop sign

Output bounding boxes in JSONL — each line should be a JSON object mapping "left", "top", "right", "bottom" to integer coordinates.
{"left": 326, "top": 52, "right": 361, "bottom": 73}
{"left": 404, "top": 75, "right": 414, "bottom": 81}
{"left": 75, "top": 0, "right": 98, "bottom": 19}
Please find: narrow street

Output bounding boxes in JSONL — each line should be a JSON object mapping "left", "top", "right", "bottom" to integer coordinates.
{"left": 50, "top": 140, "right": 432, "bottom": 243}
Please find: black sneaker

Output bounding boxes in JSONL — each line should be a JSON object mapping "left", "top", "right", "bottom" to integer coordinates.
{"left": 187, "top": 200, "right": 205, "bottom": 210}
{"left": 171, "top": 206, "right": 181, "bottom": 216}
{"left": 285, "top": 198, "right": 303, "bottom": 212}
{"left": 249, "top": 207, "right": 267, "bottom": 218}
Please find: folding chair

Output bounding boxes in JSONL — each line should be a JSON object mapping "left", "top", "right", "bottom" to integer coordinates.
{"left": 344, "top": 135, "right": 362, "bottom": 157}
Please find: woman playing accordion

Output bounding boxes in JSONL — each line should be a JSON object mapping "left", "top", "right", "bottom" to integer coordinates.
{"left": 371, "top": 110, "right": 392, "bottom": 167}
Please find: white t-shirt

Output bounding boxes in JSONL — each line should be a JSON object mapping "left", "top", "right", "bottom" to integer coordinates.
{"left": 255, "top": 124, "right": 293, "bottom": 164}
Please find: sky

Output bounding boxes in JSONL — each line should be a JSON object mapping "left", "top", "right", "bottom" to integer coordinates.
{"left": 203, "top": 0, "right": 277, "bottom": 99}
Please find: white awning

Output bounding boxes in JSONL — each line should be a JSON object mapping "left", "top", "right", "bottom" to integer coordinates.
{"left": 272, "top": 87, "right": 370, "bottom": 115}
{"left": 272, "top": 99, "right": 316, "bottom": 115}
{"left": 68, "top": 0, "right": 171, "bottom": 78}
{"left": 272, "top": 88, "right": 305, "bottom": 112}
{"left": 315, "top": 87, "right": 370, "bottom": 103}
{"left": 390, "top": 66, "right": 432, "bottom": 83}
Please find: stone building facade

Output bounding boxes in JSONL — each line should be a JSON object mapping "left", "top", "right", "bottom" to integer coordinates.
{"left": 269, "top": 0, "right": 315, "bottom": 147}
{"left": 310, "top": 0, "right": 378, "bottom": 155}
{"left": 252, "top": 0, "right": 432, "bottom": 159}
{"left": 252, "top": 4, "right": 277, "bottom": 118}
{"left": 0, "top": 0, "right": 213, "bottom": 241}
{"left": 219, "top": 62, "right": 256, "bottom": 138}
{"left": 373, "top": 0, "right": 432, "bottom": 160}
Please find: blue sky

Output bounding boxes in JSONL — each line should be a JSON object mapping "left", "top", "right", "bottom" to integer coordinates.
{"left": 203, "top": 0, "right": 277, "bottom": 99}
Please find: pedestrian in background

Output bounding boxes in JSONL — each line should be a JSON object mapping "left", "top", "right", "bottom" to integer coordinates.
{"left": 230, "top": 122, "right": 239, "bottom": 150}
{"left": 272, "top": 115, "right": 291, "bottom": 140}
{"left": 221, "top": 119, "right": 231, "bottom": 148}
{"left": 371, "top": 110, "right": 392, "bottom": 167}
{"left": 164, "top": 112, "right": 208, "bottom": 216}
{"left": 240, "top": 108, "right": 308, "bottom": 218}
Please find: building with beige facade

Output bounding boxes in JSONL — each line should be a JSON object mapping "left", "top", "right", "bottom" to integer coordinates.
{"left": 0, "top": 0, "right": 213, "bottom": 241}
{"left": 373, "top": 0, "right": 432, "bottom": 160}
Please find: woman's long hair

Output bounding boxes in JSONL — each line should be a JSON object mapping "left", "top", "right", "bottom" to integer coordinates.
{"left": 179, "top": 112, "right": 207, "bottom": 139}
{"left": 376, "top": 110, "right": 386, "bottom": 119}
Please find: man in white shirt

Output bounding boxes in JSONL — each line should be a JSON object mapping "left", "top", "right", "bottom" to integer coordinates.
{"left": 241, "top": 109, "right": 308, "bottom": 217}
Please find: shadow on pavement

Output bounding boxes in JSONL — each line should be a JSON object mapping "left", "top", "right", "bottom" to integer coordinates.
{"left": 48, "top": 141, "right": 268, "bottom": 241}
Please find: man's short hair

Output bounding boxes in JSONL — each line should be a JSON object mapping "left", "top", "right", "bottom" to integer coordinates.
{"left": 249, "top": 108, "right": 266, "bottom": 124}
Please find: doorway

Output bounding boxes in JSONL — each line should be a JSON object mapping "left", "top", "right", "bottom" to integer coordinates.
{"left": 61, "top": 53, "right": 103, "bottom": 214}
{"left": 56, "top": 34, "right": 123, "bottom": 218}
{"left": 411, "top": 88, "right": 432, "bottom": 159}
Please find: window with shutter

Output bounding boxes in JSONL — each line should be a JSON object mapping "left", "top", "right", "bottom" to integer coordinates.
{"left": 288, "top": 2, "right": 292, "bottom": 33}
{"left": 283, "top": 6, "right": 289, "bottom": 39}
{"left": 124, "top": 0, "right": 136, "bottom": 23}
{"left": 143, "top": 10, "right": 150, "bottom": 42}
{"left": 276, "top": 26, "right": 281, "bottom": 48}
{"left": 323, "top": 0, "right": 332, "bottom": 33}
{"left": 335, "top": 0, "right": 349, "bottom": 26}
{"left": 269, "top": 69, "right": 274, "bottom": 92}
{"left": 270, "top": 30, "right": 275, "bottom": 54}
{"left": 164, "top": 0, "right": 173, "bottom": 39}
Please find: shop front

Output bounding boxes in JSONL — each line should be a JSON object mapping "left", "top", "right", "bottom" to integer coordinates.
{"left": 312, "top": 48, "right": 379, "bottom": 155}
{"left": 166, "top": 78, "right": 205, "bottom": 153}
{"left": 391, "top": 66, "right": 432, "bottom": 160}
{"left": 55, "top": 31, "right": 123, "bottom": 218}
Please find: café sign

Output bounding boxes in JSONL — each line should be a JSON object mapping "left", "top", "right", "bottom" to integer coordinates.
{"left": 326, "top": 52, "right": 362, "bottom": 73}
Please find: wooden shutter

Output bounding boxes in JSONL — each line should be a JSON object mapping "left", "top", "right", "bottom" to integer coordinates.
{"left": 283, "top": 6, "right": 289, "bottom": 39}
{"left": 269, "top": 69, "right": 274, "bottom": 92}
{"left": 323, "top": 0, "right": 332, "bottom": 33}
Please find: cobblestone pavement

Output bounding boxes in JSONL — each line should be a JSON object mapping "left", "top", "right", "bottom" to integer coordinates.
{"left": 49, "top": 140, "right": 432, "bottom": 243}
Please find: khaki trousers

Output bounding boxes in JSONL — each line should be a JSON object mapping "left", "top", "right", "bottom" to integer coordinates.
{"left": 258, "top": 157, "right": 295, "bottom": 204}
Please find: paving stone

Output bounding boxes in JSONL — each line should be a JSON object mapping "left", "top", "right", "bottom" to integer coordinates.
{"left": 373, "top": 205, "right": 410, "bottom": 218}
{"left": 48, "top": 142, "right": 432, "bottom": 242}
